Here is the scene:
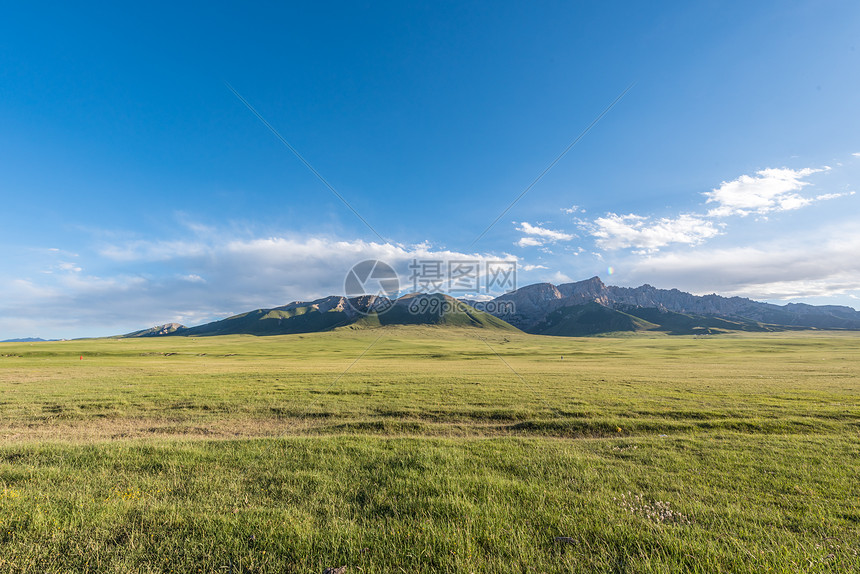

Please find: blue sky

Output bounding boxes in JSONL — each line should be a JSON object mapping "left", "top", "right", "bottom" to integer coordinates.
{"left": 2, "top": 1, "right": 859, "bottom": 338}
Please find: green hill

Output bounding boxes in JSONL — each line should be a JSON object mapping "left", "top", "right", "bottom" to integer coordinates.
{"left": 533, "top": 302, "right": 657, "bottom": 336}
{"left": 132, "top": 294, "right": 519, "bottom": 337}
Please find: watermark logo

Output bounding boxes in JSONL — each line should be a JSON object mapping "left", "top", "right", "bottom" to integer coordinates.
{"left": 344, "top": 258, "right": 517, "bottom": 317}
{"left": 404, "top": 294, "right": 515, "bottom": 316}
{"left": 343, "top": 260, "right": 399, "bottom": 315}
{"left": 407, "top": 259, "right": 517, "bottom": 295}
{"left": 405, "top": 258, "right": 518, "bottom": 316}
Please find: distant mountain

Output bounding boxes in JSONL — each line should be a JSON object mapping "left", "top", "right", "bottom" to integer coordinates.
{"left": 0, "top": 337, "right": 58, "bottom": 343}
{"left": 477, "top": 277, "right": 860, "bottom": 335}
{"left": 127, "top": 294, "right": 518, "bottom": 337}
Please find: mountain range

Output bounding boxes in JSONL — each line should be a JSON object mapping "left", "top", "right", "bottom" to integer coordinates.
{"left": 122, "top": 277, "right": 860, "bottom": 338}
{"left": 474, "top": 276, "right": 860, "bottom": 335}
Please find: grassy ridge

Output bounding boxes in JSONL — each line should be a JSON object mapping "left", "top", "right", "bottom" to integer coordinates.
{"left": 1, "top": 329, "right": 859, "bottom": 572}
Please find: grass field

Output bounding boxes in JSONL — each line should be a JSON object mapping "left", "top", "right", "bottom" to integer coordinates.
{"left": 1, "top": 328, "right": 859, "bottom": 572}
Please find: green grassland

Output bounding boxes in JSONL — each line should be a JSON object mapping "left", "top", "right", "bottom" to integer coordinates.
{"left": 1, "top": 328, "right": 859, "bottom": 572}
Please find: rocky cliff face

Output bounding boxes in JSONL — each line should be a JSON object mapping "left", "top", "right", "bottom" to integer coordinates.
{"left": 273, "top": 295, "right": 393, "bottom": 318}
{"left": 557, "top": 276, "right": 611, "bottom": 305}
{"left": 123, "top": 323, "right": 187, "bottom": 337}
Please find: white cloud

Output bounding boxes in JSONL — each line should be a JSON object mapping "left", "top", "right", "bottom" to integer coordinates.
{"left": 0, "top": 235, "right": 519, "bottom": 338}
{"left": 853, "top": 152, "right": 860, "bottom": 157}
{"left": 515, "top": 221, "right": 575, "bottom": 247}
{"left": 575, "top": 164, "right": 855, "bottom": 255}
{"left": 516, "top": 237, "right": 544, "bottom": 248}
{"left": 58, "top": 262, "right": 82, "bottom": 273}
{"left": 586, "top": 213, "right": 721, "bottom": 252}
{"left": 180, "top": 274, "right": 206, "bottom": 283}
{"left": 704, "top": 167, "right": 829, "bottom": 217}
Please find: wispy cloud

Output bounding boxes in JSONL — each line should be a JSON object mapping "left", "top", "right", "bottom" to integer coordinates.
{"left": 703, "top": 167, "right": 830, "bottom": 217}
{"left": 621, "top": 225, "right": 860, "bottom": 300}
{"left": 515, "top": 221, "right": 575, "bottom": 247}
{"left": 562, "top": 205, "right": 585, "bottom": 214}
{"left": 58, "top": 262, "right": 82, "bottom": 273}
{"left": 585, "top": 213, "right": 721, "bottom": 252}
{"left": 816, "top": 191, "right": 855, "bottom": 201}
{"left": 517, "top": 222, "right": 575, "bottom": 241}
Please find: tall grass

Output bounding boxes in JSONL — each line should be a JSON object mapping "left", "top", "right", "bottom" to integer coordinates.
{"left": 1, "top": 328, "right": 858, "bottom": 571}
